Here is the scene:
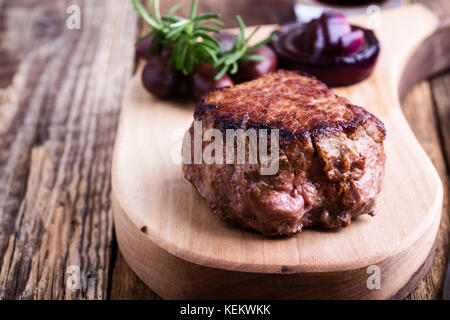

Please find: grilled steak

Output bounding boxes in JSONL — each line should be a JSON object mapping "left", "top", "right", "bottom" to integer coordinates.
{"left": 183, "top": 70, "right": 386, "bottom": 237}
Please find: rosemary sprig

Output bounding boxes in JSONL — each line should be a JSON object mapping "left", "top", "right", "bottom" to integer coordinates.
{"left": 213, "top": 16, "right": 274, "bottom": 80}
{"left": 132, "top": 0, "right": 274, "bottom": 80}
{"left": 132, "top": 0, "right": 223, "bottom": 75}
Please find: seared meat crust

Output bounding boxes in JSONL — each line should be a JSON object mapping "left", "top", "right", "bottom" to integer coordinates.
{"left": 183, "top": 70, "right": 386, "bottom": 236}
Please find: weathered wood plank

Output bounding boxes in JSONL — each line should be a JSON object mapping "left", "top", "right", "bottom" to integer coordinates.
{"left": 431, "top": 73, "right": 450, "bottom": 170}
{"left": 404, "top": 0, "right": 450, "bottom": 301}
{"left": 109, "top": 250, "right": 160, "bottom": 300}
{"left": 427, "top": 72, "right": 450, "bottom": 299}
{"left": 401, "top": 79, "right": 450, "bottom": 300}
{"left": 0, "top": 0, "right": 138, "bottom": 299}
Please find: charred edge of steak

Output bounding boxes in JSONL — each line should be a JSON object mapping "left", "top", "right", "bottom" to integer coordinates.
{"left": 194, "top": 70, "right": 386, "bottom": 145}
{"left": 195, "top": 100, "right": 386, "bottom": 145}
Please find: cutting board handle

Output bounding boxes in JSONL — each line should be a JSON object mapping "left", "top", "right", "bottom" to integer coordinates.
{"left": 397, "top": 4, "right": 450, "bottom": 96}
{"left": 341, "top": 4, "right": 450, "bottom": 116}
{"left": 359, "top": 3, "right": 449, "bottom": 98}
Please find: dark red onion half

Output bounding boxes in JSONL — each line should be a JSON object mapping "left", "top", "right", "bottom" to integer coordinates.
{"left": 339, "top": 29, "right": 364, "bottom": 55}
{"left": 270, "top": 22, "right": 380, "bottom": 86}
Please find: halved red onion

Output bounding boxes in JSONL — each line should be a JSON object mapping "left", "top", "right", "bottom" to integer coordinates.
{"left": 319, "top": 12, "right": 351, "bottom": 50}
{"left": 339, "top": 29, "right": 364, "bottom": 55}
{"left": 300, "top": 19, "right": 326, "bottom": 56}
{"left": 271, "top": 22, "right": 380, "bottom": 86}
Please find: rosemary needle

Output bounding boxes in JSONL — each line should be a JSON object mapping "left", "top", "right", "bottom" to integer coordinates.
{"left": 131, "top": 0, "right": 274, "bottom": 80}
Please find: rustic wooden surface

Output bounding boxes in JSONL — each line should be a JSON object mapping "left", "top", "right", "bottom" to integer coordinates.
{"left": 0, "top": 0, "right": 138, "bottom": 299}
{"left": 0, "top": 0, "right": 448, "bottom": 300}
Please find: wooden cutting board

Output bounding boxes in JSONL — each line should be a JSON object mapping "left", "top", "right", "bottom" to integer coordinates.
{"left": 111, "top": 4, "right": 449, "bottom": 299}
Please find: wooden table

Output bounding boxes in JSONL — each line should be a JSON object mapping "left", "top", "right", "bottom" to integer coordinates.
{"left": 0, "top": 0, "right": 448, "bottom": 300}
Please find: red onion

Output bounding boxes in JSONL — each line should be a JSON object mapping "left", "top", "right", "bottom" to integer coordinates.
{"left": 299, "top": 19, "right": 326, "bottom": 56}
{"left": 270, "top": 13, "right": 380, "bottom": 86}
{"left": 339, "top": 29, "right": 364, "bottom": 55}
{"left": 320, "top": 12, "right": 351, "bottom": 51}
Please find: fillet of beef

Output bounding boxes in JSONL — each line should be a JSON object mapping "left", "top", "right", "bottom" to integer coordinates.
{"left": 183, "top": 70, "right": 386, "bottom": 237}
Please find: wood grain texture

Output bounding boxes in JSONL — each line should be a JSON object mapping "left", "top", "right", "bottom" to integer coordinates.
{"left": 399, "top": 0, "right": 450, "bottom": 300}
{"left": 109, "top": 249, "right": 160, "bottom": 300}
{"left": 400, "top": 80, "right": 450, "bottom": 300}
{"left": 0, "top": 0, "right": 138, "bottom": 299}
{"left": 111, "top": 5, "right": 445, "bottom": 299}
{"left": 430, "top": 74, "right": 450, "bottom": 170}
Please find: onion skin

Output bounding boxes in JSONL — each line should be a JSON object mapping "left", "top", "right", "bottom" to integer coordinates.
{"left": 142, "top": 55, "right": 180, "bottom": 98}
{"left": 299, "top": 19, "right": 326, "bottom": 57}
{"left": 233, "top": 45, "right": 278, "bottom": 83}
{"left": 320, "top": 12, "right": 351, "bottom": 51}
{"left": 188, "top": 63, "right": 234, "bottom": 101}
{"left": 339, "top": 29, "right": 364, "bottom": 55}
{"left": 270, "top": 23, "right": 380, "bottom": 86}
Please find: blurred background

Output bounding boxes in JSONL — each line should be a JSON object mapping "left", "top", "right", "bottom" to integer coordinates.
{"left": 158, "top": 0, "right": 406, "bottom": 27}
{"left": 161, "top": 0, "right": 296, "bottom": 27}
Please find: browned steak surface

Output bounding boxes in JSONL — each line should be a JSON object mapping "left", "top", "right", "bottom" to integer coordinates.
{"left": 183, "top": 70, "right": 386, "bottom": 236}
